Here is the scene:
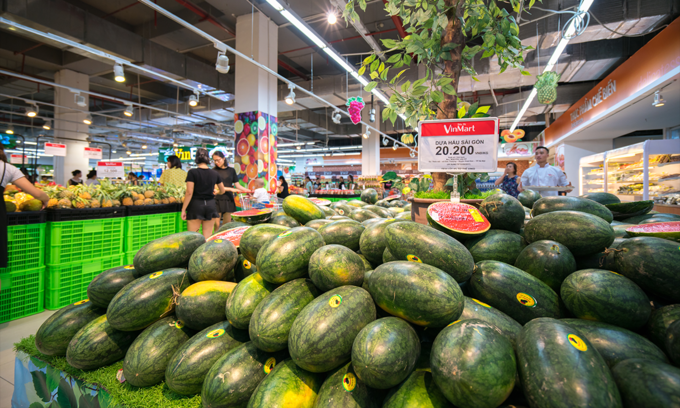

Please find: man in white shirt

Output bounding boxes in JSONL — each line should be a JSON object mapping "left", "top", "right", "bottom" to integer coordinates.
{"left": 520, "top": 146, "right": 570, "bottom": 197}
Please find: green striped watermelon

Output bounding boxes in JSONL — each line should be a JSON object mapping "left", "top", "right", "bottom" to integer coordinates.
{"left": 232, "top": 208, "right": 274, "bottom": 224}
{"left": 328, "top": 215, "right": 352, "bottom": 221}
{"left": 289, "top": 286, "right": 376, "bottom": 372}
{"left": 580, "top": 192, "right": 620, "bottom": 205}
{"left": 561, "top": 269, "right": 650, "bottom": 330}
{"left": 357, "top": 254, "right": 373, "bottom": 271}
{"left": 605, "top": 200, "right": 654, "bottom": 220}
{"left": 305, "top": 219, "right": 333, "bottom": 230}
{"left": 518, "top": 189, "right": 541, "bottom": 208}
{"left": 106, "top": 268, "right": 191, "bottom": 331}
{"left": 459, "top": 297, "right": 521, "bottom": 349}
{"left": 361, "top": 189, "right": 379, "bottom": 204}
{"left": 249, "top": 278, "right": 319, "bottom": 352}
{"left": 363, "top": 205, "right": 393, "bottom": 218}
{"left": 317, "top": 220, "right": 365, "bottom": 251}
{"left": 362, "top": 218, "right": 385, "bottom": 228}
{"left": 645, "top": 304, "right": 680, "bottom": 348}
{"left": 517, "top": 318, "right": 621, "bottom": 408}
{"left": 359, "top": 219, "right": 406, "bottom": 265}
{"left": 216, "top": 221, "right": 251, "bottom": 233}
{"left": 233, "top": 254, "right": 255, "bottom": 282}
{"left": 246, "top": 359, "right": 321, "bottom": 408}
{"left": 321, "top": 206, "right": 337, "bottom": 217}
{"left": 313, "top": 362, "right": 379, "bottom": 408}
{"left": 382, "top": 370, "right": 453, "bottom": 408}
{"left": 201, "top": 342, "right": 289, "bottom": 408}
{"left": 308, "top": 245, "right": 365, "bottom": 291}
{"left": 383, "top": 247, "right": 398, "bottom": 263}
{"left": 176, "top": 281, "right": 237, "bottom": 330}
{"left": 479, "top": 193, "right": 525, "bottom": 233}
{"left": 133, "top": 232, "right": 205, "bottom": 275}
{"left": 465, "top": 229, "right": 526, "bottom": 264}
{"left": 270, "top": 214, "right": 300, "bottom": 227}
{"left": 426, "top": 202, "right": 490, "bottom": 241}
{"left": 350, "top": 208, "right": 380, "bottom": 222}
{"left": 351, "top": 317, "right": 420, "bottom": 389}
{"left": 283, "top": 195, "right": 326, "bottom": 224}
{"left": 225, "top": 273, "right": 278, "bottom": 330}
{"left": 514, "top": 240, "right": 576, "bottom": 292}
{"left": 347, "top": 200, "right": 368, "bottom": 208}
{"left": 612, "top": 224, "right": 631, "bottom": 238}
{"left": 330, "top": 202, "right": 354, "bottom": 216}
{"left": 165, "top": 321, "right": 249, "bottom": 395}
{"left": 524, "top": 211, "right": 615, "bottom": 256}
{"left": 532, "top": 196, "right": 613, "bottom": 223}
{"left": 87, "top": 266, "right": 138, "bottom": 308}
{"left": 256, "top": 226, "right": 325, "bottom": 284}
{"left": 66, "top": 315, "right": 140, "bottom": 370}
{"left": 611, "top": 359, "right": 680, "bottom": 408}
{"left": 35, "top": 299, "right": 104, "bottom": 356}
{"left": 431, "top": 319, "right": 516, "bottom": 408}
{"left": 626, "top": 221, "right": 680, "bottom": 241}
{"left": 240, "top": 224, "right": 290, "bottom": 264}
{"left": 367, "top": 261, "right": 464, "bottom": 327}
{"left": 123, "top": 316, "right": 194, "bottom": 387}
{"left": 667, "top": 320, "right": 680, "bottom": 365}
{"left": 188, "top": 239, "right": 238, "bottom": 281}
{"left": 623, "top": 213, "right": 680, "bottom": 224}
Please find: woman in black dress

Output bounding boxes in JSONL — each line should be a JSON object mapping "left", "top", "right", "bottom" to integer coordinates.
{"left": 68, "top": 170, "right": 84, "bottom": 186}
{"left": 277, "top": 175, "right": 290, "bottom": 199}
{"left": 212, "top": 151, "right": 249, "bottom": 223}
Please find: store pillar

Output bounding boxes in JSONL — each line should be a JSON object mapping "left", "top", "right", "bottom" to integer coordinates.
{"left": 361, "top": 102, "right": 380, "bottom": 176}
{"left": 53, "top": 69, "right": 90, "bottom": 186}
{"left": 233, "top": 12, "right": 278, "bottom": 197}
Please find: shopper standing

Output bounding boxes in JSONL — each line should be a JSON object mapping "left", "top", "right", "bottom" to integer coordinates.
{"left": 68, "top": 170, "right": 84, "bottom": 186}
{"left": 347, "top": 175, "right": 356, "bottom": 190}
{"left": 212, "top": 151, "right": 249, "bottom": 223}
{"left": 127, "top": 172, "right": 139, "bottom": 186}
{"left": 338, "top": 176, "right": 346, "bottom": 190}
{"left": 159, "top": 155, "right": 187, "bottom": 187}
{"left": 85, "top": 170, "right": 100, "bottom": 186}
{"left": 520, "top": 146, "right": 571, "bottom": 197}
{"left": 277, "top": 175, "right": 290, "bottom": 199}
{"left": 494, "top": 163, "right": 521, "bottom": 198}
{"left": 305, "top": 176, "right": 314, "bottom": 195}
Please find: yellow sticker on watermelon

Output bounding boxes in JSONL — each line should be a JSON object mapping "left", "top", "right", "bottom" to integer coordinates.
{"left": 329, "top": 295, "right": 343, "bottom": 308}
{"left": 149, "top": 271, "right": 163, "bottom": 279}
{"left": 342, "top": 373, "right": 356, "bottom": 392}
{"left": 264, "top": 357, "right": 276, "bottom": 374}
{"left": 516, "top": 292, "right": 536, "bottom": 307}
{"left": 74, "top": 299, "right": 89, "bottom": 305}
{"left": 206, "top": 329, "right": 225, "bottom": 339}
{"left": 567, "top": 334, "right": 588, "bottom": 351}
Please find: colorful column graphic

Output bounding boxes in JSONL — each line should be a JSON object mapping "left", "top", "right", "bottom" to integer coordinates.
{"left": 234, "top": 111, "right": 278, "bottom": 208}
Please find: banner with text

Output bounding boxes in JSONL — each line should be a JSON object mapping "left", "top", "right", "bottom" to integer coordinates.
{"left": 84, "top": 147, "right": 103, "bottom": 160}
{"left": 97, "top": 162, "right": 125, "bottom": 179}
{"left": 44, "top": 143, "right": 66, "bottom": 157}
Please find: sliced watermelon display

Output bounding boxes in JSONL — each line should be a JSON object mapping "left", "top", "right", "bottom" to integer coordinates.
{"left": 626, "top": 221, "right": 680, "bottom": 241}
{"left": 426, "top": 202, "right": 490, "bottom": 240}
{"left": 231, "top": 208, "right": 273, "bottom": 224}
{"left": 207, "top": 226, "right": 251, "bottom": 247}
{"left": 605, "top": 200, "right": 654, "bottom": 220}
{"left": 308, "top": 198, "right": 331, "bottom": 207}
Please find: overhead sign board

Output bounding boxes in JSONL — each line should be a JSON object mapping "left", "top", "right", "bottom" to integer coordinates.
{"left": 97, "top": 162, "right": 125, "bottom": 179}
{"left": 44, "top": 143, "right": 66, "bottom": 157}
{"left": 84, "top": 147, "right": 103, "bottom": 160}
{"left": 9, "top": 154, "right": 28, "bottom": 164}
{"left": 418, "top": 118, "right": 499, "bottom": 172}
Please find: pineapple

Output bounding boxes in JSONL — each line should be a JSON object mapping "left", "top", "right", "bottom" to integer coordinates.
{"left": 143, "top": 198, "right": 154, "bottom": 205}
{"left": 168, "top": 197, "right": 177, "bottom": 203}
{"left": 134, "top": 199, "right": 144, "bottom": 206}
{"left": 161, "top": 198, "right": 169, "bottom": 204}
{"left": 102, "top": 199, "right": 113, "bottom": 208}
{"left": 74, "top": 197, "right": 89, "bottom": 209}
{"left": 535, "top": 71, "right": 561, "bottom": 105}
{"left": 90, "top": 199, "right": 101, "bottom": 208}
{"left": 47, "top": 198, "right": 59, "bottom": 209}
{"left": 123, "top": 197, "right": 134, "bottom": 206}
{"left": 57, "top": 198, "right": 72, "bottom": 209}
{"left": 58, "top": 189, "right": 73, "bottom": 199}
{"left": 144, "top": 190, "right": 155, "bottom": 199}
{"left": 112, "top": 199, "right": 121, "bottom": 207}
{"left": 154, "top": 199, "right": 161, "bottom": 205}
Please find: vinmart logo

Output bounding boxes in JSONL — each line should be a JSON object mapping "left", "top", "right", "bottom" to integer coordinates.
{"left": 444, "top": 123, "right": 477, "bottom": 134}
{"left": 420, "top": 119, "right": 497, "bottom": 137}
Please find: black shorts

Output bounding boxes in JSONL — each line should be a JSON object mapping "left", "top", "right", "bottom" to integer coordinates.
{"left": 215, "top": 195, "right": 236, "bottom": 214}
{"left": 186, "top": 198, "right": 220, "bottom": 221}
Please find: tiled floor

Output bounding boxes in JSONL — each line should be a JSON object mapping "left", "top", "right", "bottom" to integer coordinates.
{"left": 0, "top": 311, "right": 55, "bottom": 408}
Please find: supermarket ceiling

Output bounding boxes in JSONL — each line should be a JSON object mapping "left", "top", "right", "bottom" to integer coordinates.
{"left": 0, "top": 0, "right": 678, "bottom": 152}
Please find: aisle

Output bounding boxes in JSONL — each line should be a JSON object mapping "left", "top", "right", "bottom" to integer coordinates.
{"left": 0, "top": 311, "right": 55, "bottom": 408}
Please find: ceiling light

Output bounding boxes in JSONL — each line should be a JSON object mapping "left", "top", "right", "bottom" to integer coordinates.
{"left": 188, "top": 91, "right": 199, "bottom": 107}
{"left": 142, "top": 144, "right": 147, "bottom": 149}
{"left": 285, "top": 83, "right": 296, "bottom": 105}
{"left": 126, "top": 150, "right": 132, "bottom": 155}
{"left": 173, "top": 141, "right": 179, "bottom": 147}
{"left": 112, "top": 150, "right": 117, "bottom": 153}
{"left": 296, "top": 145, "right": 301, "bottom": 150}
{"left": 363, "top": 129, "right": 370, "bottom": 139}
{"left": 113, "top": 62, "right": 125, "bottom": 82}
{"left": 121, "top": 141, "right": 127, "bottom": 147}
{"left": 83, "top": 114, "right": 92, "bottom": 125}
{"left": 215, "top": 52, "right": 230, "bottom": 74}
{"left": 327, "top": 11, "right": 337, "bottom": 24}
{"left": 393, "top": 143, "right": 397, "bottom": 150}
{"left": 75, "top": 94, "right": 87, "bottom": 107}
{"left": 42, "top": 120, "right": 51, "bottom": 130}
{"left": 26, "top": 104, "right": 38, "bottom": 117}
{"left": 653, "top": 90, "right": 665, "bottom": 107}
{"left": 124, "top": 105, "right": 134, "bottom": 117}
{"left": 15, "top": 140, "right": 21, "bottom": 144}
{"left": 5, "top": 126, "right": 13, "bottom": 135}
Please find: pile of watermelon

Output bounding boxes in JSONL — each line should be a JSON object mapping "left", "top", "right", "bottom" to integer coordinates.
{"left": 33, "top": 192, "right": 680, "bottom": 408}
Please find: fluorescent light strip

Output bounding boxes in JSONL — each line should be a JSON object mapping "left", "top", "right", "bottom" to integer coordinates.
{"left": 278, "top": 142, "right": 314, "bottom": 147}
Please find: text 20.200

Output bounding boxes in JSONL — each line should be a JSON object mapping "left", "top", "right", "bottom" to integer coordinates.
{"left": 435, "top": 145, "right": 474, "bottom": 155}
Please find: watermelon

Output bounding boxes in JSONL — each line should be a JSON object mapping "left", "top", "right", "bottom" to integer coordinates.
{"left": 524, "top": 211, "right": 614, "bottom": 256}
{"left": 514, "top": 240, "right": 576, "bottom": 292}
{"left": 314, "top": 362, "right": 379, "bottom": 408}
{"left": 465, "top": 230, "right": 526, "bottom": 264}
{"left": 645, "top": 304, "right": 680, "bottom": 348}
{"left": 363, "top": 205, "right": 393, "bottom": 218}
{"left": 347, "top": 200, "right": 368, "bottom": 208}
{"left": 383, "top": 247, "right": 398, "bottom": 263}
{"left": 613, "top": 237, "right": 680, "bottom": 302}
{"left": 240, "top": 224, "right": 290, "bottom": 264}
{"left": 350, "top": 208, "right": 380, "bottom": 222}
{"left": 517, "top": 318, "right": 622, "bottom": 408}
{"left": 249, "top": 278, "right": 319, "bottom": 352}
{"left": 225, "top": 273, "right": 278, "bottom": 329}
{"left": 431, "top": 319, "right": 516, "bottom": 408}
{"left": 532, "top": 196, "right": 614, "bottom": 223}
{"left": 321, "top": 206, "right": 337, "bottom": 217}
{"left": 611, "top": 359, "right": 680, "bottom": 408}
{"left": 330, "top": 202, "right": 354, "bottom": 216}
{"left": 133, "top": 232, "right": 205, "bottom": 275}
{"left": 367, "top": 261, "right": 464, "bottom": 327}
{"left": 328, "top": 215, "right": 352, "bottom": 221}
{"left": 106, "top": 268, "right": 191, "bottom": 331}
{"left": 317, "top": 219, "right": 365, "bottom": 251}
{"left": 87, "top": 266, "right": 137, "bottom": 308}
{"left": 256, "top": 226, "right": 325, "bottom": 284}
{"left": 216, "top": 221, "right": 250, "bottom": 233}
{"left": 469, "top": 260, "right": 560, "bottom": 325}
{"left": 359, "top": 219, "right": 406, "bottom": 265}
{"left": 282, "top": 195, "right": 326, "bottom": 225}
{"left": 479, "top": 193, "right": 525, "bottom": 233}
{"left": 667, "top": 319, "right": 680, "bottom": 365}
{"left": 176, "top": 281, "right": 237, "bottom": 330}
{"left": 385, "top": 222, "right": 475, "bottom": 283}
{"left": 232, "top": 208, "right": 273, "bottom": 224}
{"left": 357, "top": 254, "right": 373, "bottom": 271}
{"left": 388, "top": 208, "right": 405, "bottom": 216}
{"left": 270, "top": 214, "right": 300, "bottom": 227}
{"left": 361, "top": 188, "right": 379, "bottom": 204}
{"left": 574, "top": 240, "right": 621, "bottom": 272}
{"left": 626, "top": 221, "right": 680, "bottom": 241}
{"left": 459, "top": 297, "right": 522, "bottom": 349}
{"left": 622, "top": 213, "right": 680, "bottom": 224}
{"left": 201, "top": 342, "right": 289, "bottom": 408}
{"left": 560, "top": 269, "right": 650, "bottom": 330}
{"left": 247, "top": 359, "right": 321, "bottom": 408}
{"left": 561, "top": 318, "right": 668, "bottom": 367}
{"left": 289, "top": 286, "right": 376, "bottom": 372}
{"left": 123, "top": 316, "right": 194, "bottom": 387}
{"left": 66, "top": 315, "right": 140, "bottom": 370}
{"left": 308, "top": 245, "right": 365, "bottom": 291}
{"left": 207, "top": 226, "right": 250, "bottom": 248}
{"left": 188, "top": 239, "right": 238, "bottom": 281}
{"left": 396, "top": 212, "right": 411, "bottom": 220}
{"left": 351, "top": 317, "right": 420, "bottom": 389}
{"left": 35, "top": 299, "right": 104, "bottom": 356}
{"left": 233, "top": 254, "right": 255, "bottom": 282}
{"left": 612, "top": 224, "right": 630, "bottom": 238}
{"left": 518, "top": 189, "right": 541, "bottom": 208}
{"left": 382, "top": 370, "right": 453, "bottom": 408}
{"left": 305, "top": 219, "right": 333, "bottom": 230}
{"left": 361, "top": 218, "right": 385, "bottom": 227}
{"left": 580, "top": 192, "right": 620, "bottom": 205}
{"left": 426, "top": 202, "right": 491, "bottom": 241}
{"left": 272, "top": 210, "right": 287, "bottom": 217}
{"left": 605, "top": 200, "right": 654, "bottom": 220}
{"left": 165, "top": 321, "right": 249, "bottom": 395}
{"left": 309, "top": 198, "right": 331, "bottom": 207}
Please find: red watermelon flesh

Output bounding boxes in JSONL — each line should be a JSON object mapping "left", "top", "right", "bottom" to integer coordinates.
{"left": 426, "top": 202, "right": 490, "bottom": 240}
{"left": 626, "top": 221, "right": 680, "bottom": 241}
{"left": 208, "top": 226, "right": 251, "bottom": 247}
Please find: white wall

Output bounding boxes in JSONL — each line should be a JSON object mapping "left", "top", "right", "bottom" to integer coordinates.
{"left": 562, "top": 140, "right": 612, "bottom": 196}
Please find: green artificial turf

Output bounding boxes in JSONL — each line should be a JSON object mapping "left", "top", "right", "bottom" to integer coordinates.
{"left": 15, "top": 336, "right": 202, "bottom": 408}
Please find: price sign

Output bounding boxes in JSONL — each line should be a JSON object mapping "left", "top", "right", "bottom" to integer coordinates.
{"left": 97, "top": 162, "right": 125, "bottom": 178}
{"left": 418, "top": 118, "right": 499, "bottom": 172}
{"left": 44, "top": 143, "right": 67, "bottom": 157}
{"left": 9, "top": 154, "right": 28, "bottom": 164}
{"left": 84, "top": 147, "right": 103, "bottom": 160}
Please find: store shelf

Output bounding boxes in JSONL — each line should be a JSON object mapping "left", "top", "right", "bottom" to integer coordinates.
{"left": 0, "top": 266, "right": 44, "bottom": 324}
{"left": 47, "top": 218, "right": 125, "bottom": 265}
{"left": 0, "top": 223, "right": 45, "bottom": 274}
{"left": 124, "top": 213, "right": 177, "bottom": 253}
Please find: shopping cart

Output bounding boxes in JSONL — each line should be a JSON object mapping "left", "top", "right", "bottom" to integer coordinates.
{"left": 237, "top": 194, "right": 252, "bottom": 211}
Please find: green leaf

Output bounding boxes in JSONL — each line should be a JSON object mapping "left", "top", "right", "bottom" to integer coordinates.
{"left": 351, "top": 10, "right": 360, "bottom": 22}
{"left": 380, "top": 67, "right": 389, "bottom": 81}
{"left": 364, "top": 82, "right": 378, "bottom": 92}
{"left": 378, "top": 62, "right": 385, "bottom": 73}
{"left": 431, "top": 90, "right": 444, "bottom": 103}
{"left": 401, "top": 80, "right": 411, "bottom": 92}
{"left": 381, "top": 38, "right": 398, "bottom": 48}
{"left": 390, "top": 110, "right": 398, "bottom": 124}
{"left": 420, "top": 178, "right": 431, "bottom": 192}
{"left": 412, "top": 78, "right": 427, "bottom": 88}
{"left": 358, "top": 0, "right": 367, "bottom": 11}
{"left": 358, "top": 65, "right": 366, "bottom": 76}
{"left": 481, "top": 49, "right": 495, "bottom": 58}
{"left": 383, "top": 171, "right": 398, "bottom": 181}
{"left": 442, "top": 84, "right": 457, "bottom": 95}
{"left": 370, "top": 71, "right": 379, "bottom": 79}
{"left": 411, "top": 86, "right": 427, "bottom": 96}
{"left": 390, "top": 69, "right": 408, "bottom": 84}
{"left": 386, "top": 54, "right": 401, "bottom": 64}
{"left": 444, "top": 177, "right": 454, "bottom": 187}
{"left": 29, "top": 403, "right": 44, "bottom": 408}
{"left": 438, "top": 15, "right": 448, "bottom": 29}
{"left": 370, "top": 58, "right": 380, "bottom": 73}
{"left": 46, "top": 366, "right": 61, "bottom": 395}
{"left": 476, "top": 106, "right": 490, "bottom": 114}
{"left": 57, "top": 378, "right": 77, "bottom": 408}
{"left": 457, "top": 106, "right": 466, "bottom": 118}
{"left": 363, "top": 55, "right": 376, "bottom": 66}
{"left": 31, "top": 370, "right": 51, "bottom": 403}
{"left": 31, "top": 356, "right": 49, "bottom": 369}
{"left": 382, "top": 107, "right": 392, "bottom": 120}
{"left": 403, "top": 54, "right": 412, "bottom": 65}
{"left": 520, "top": 70, "right": 531, "bottom": 76}
{"left": 467, "top": 101, "right": 479, "bottom": 117}
{"left": 436, "top": 77, "right": 453, "bottom": 87}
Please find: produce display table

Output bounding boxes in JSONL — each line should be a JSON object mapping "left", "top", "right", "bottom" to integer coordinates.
{"left": 309, "top": 194, "right": 360, "bottom": 202}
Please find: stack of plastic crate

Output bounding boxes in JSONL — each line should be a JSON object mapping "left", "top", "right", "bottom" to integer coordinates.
{"left": 124, "top": 204, "right": 179, "bottom": 264}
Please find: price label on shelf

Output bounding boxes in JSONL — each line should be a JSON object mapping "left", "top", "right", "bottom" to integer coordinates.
{"left": 44, "top": 142, "right": 67, "bottom": 157}
{"left": 84, "top": 147, "right": 103, "bottom": 160}
{"left": 97, "top": 162, "right": 125, "bottom": 178}
{"left": 418, "top": 118, "right": 499, "bottom": 173}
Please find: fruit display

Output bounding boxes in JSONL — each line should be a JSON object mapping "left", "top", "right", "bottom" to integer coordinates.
{"left": 24, "top": 192, "right": 680, "bottom": 408}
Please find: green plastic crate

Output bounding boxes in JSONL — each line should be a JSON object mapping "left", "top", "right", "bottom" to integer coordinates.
{"left": 125, "top": 213, "right": 177, "bottom": 252}
{"left": 47, "top": 218, "right": 125, "bottom": 265}
{"left": 45, "top": 254, "right": 124, "bottom": 310}
{"left": 176, "top": 212, "right": 187, "bottom": 233}
{"left": 0, "top": 267, "right": 45, "bottom": 323}
{"left": 0, "top": 223, "right": 45, "bottom": 274}
{"left": 125, "top": 251, "right": 136, "bottom": 265}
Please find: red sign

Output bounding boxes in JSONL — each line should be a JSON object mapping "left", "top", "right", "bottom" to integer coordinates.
{"left": 44, "top": 143, "right": 66, "bottom": 156}
{"left": 97, "top": 161, "right": 125, "bottom": 178}
{"left": 420, "top": 119, "right": 497, "bottom": 137}
{"left": 9, "top": 154, "right": 28, "bottom": 164}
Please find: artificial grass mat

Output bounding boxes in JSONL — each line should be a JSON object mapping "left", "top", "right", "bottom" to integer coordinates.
{"left": 15, "top": 336, "right": 202, "bottom": 408}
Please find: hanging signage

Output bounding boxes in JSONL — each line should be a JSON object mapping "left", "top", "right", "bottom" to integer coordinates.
{"left": 498, "top": 141, "right": 537, "bottom": 158}
{"left": 97, "top": 162, "right": 125, "bottom": 179}
{"left": 158, "top": 145, "right": 231, "bottom": 163}
{"left": 418, "top": 118, "right": 499, "bottom": 172}
{"left": 84, "top": 147, "right": 103, "bottom": 160}
{"left": 9, "top": 154, "right": 28, "bottom": 164}
{"left": 44, "top": 143, "right": 67, "bottom": 157}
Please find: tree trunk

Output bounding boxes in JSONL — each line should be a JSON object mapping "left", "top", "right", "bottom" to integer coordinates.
{"left": 432, "top": 0, "right": 465, "bottom": 190}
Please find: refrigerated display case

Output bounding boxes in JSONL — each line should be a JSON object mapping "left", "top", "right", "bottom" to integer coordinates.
{"left": 579, "top": 152, "right": 606, "bottom": 195}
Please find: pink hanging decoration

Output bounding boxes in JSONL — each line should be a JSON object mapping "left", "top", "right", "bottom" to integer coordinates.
{"left": 346, "top": 96, "right": 365, "bottom": 125}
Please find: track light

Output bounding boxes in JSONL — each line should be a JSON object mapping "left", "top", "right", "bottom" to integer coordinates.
{"left": 26, "top": 104, "right": 38, "bottom": 117}
{"left": 382, "top": 137, "right": 388, "bottom": 146}
{"left": 126, "top": 150, "right": 132, "bottom": 155}
{"left": 285, "top": 83, "right": 296, "bottom": 105}
{"left": 363, "top": 129, "right": 370, "bottom": 139}
{"left": 75, "top": 94, "right": 87, "bottom": 107}
{"left": 121, "top": 141, "right": 127, "bottom": 148}
{"left": 142, "top": 144, "right": 147, "bottom": 149}
{"left": 6, "top": 126, "right": 14, "bottom": 135}
{"left": 215, "top": 52, "right": 230, "bottom": 74}
{"left": 113, "top": 62, "right": 125, "bottom": 82}
{"left": 173, "top": 141, "right": 179, "bottom": 147}
{"left": 332, "top": 110, "right": 342, "bottom": 124}
{"left": 83, "top": 114, "right": 92, "bottom": 125}
{"left": 124, "top": 105, "right": 134, "bottom": 117}
{"left": 327, "top": 11, "right": 337, "bottom": 24}
{"left": 653, "top": 90, "right": 665, "bottom": 107}
{"left": 393, "top": 143, "right": 398, "bottom": 150}
{"left": 296, "top": 145, "right": 301, "bottom": 150}
{"left": 42, "top": 119, "right": 52, "bottom": 130}
{"left": 188, "top": 91, "right": 199, "bottom": 107}
{"left": 369, "top": 108, "right": 375, "bottom": 123}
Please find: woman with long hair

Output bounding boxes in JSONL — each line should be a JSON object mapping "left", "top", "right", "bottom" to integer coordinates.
{"left": 159, "top": 155, "right": 187, "bottom": 187}
{"left": 276, "top": 175, "right": 290, "bottom": 199}
{"left": 126, "top": 172, "right": 138, "bottom": 186}
{"left": 212, "top": 150, "right": 249, "bottom": 223}
{"left": 69, "top": 170, "right": 83, "bottom": 186}
{"left": 495, "top": 162, "right": 522, "bottom": 198}
{"left": 85, "top": 169, "right": 99, "bottom": 186}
